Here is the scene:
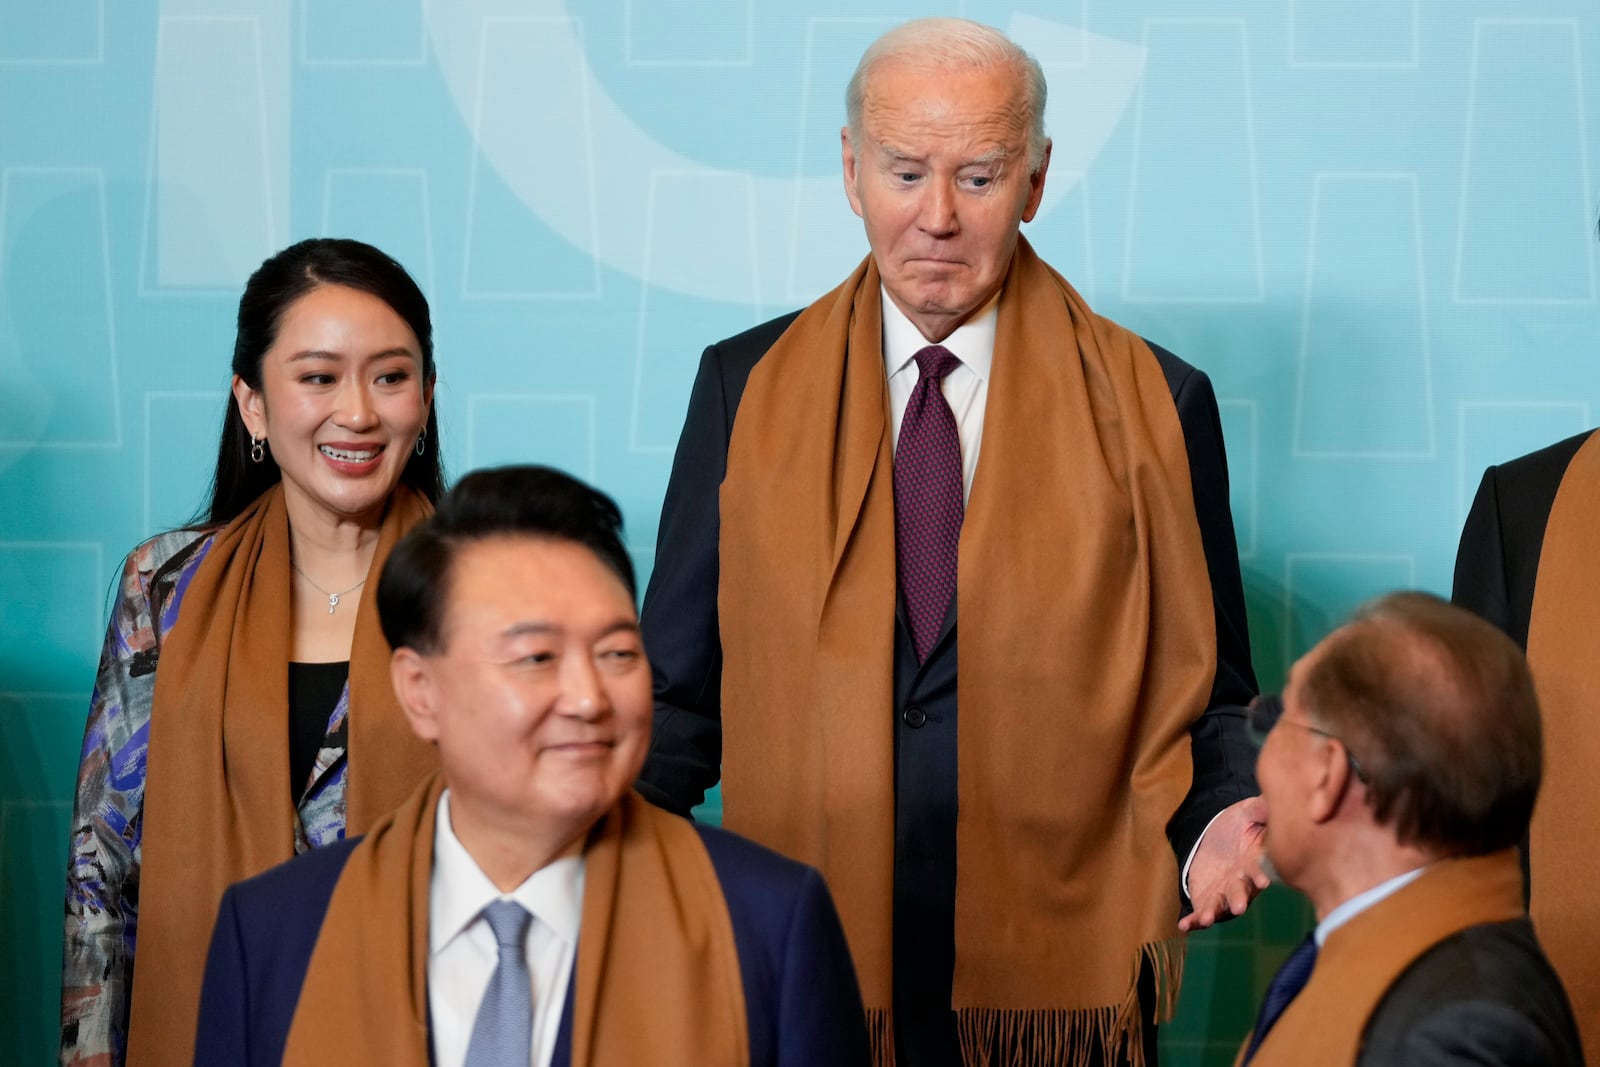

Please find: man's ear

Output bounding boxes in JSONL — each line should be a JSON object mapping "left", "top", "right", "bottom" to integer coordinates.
{"left": 841, "top": 127, "right": 865, "bottom": 219}
{"left": 391, "top": 647, "right": 440, "bottom": 743}
{"left": 1305, "top": 743, "right": 1353, "bottom": 824}
{"left": 1020, "top": 138, "right": 1052, "bottom": 224}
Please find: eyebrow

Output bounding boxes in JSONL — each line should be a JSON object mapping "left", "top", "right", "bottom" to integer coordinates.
{"left": 964, "top": 149, "right": 1009, "bottom": 168}
{"left": 285, "top": 347, "right": 419, "bottom": 364}
{"left": 877, "top": 145, "right": 1010, "bottom": 169}
{"left": 500, "top": 619, "right": 641, "bottom": 641}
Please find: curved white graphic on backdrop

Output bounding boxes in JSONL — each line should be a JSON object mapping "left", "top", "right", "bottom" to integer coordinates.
{"left": 425, "top": 4, "right": 1144, "bottom": 304}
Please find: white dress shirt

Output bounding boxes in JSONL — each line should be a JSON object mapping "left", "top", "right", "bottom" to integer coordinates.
{"left": 1314, "top": 867, "right": 1426, "bottom": 946}
{"left": 428, "top": 791, "right": 585, "bottom": 1067}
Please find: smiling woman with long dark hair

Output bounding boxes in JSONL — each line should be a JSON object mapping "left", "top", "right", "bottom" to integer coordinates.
{"left": 61, "top": 238, "right": 445, "bottom": 1067}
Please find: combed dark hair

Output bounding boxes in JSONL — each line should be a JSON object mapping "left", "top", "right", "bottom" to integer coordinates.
{"left": 1299, "top": 591, "right": 1541, "bottom": 857}
{"left": 204, "top": 237, "right": 444, "bottom": 524}
{"left": 377, "top": 466, "right": 635, "bottom": 654}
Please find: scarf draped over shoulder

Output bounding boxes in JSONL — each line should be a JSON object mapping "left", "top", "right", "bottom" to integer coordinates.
{"left": 719, "top": 237, "right": 1217, "bottom": 1066}
{"left": 1526, "top": 429, "right": 1600, "bottom": 1062}
{"left": 1239, "top": 850, "right": 1525, "bottom": 1066}
{"left": 282, "top": 778, "right": 749, "bottom": 1067}
{"left": 127, "top": 483, "right": 437, "bottom": 1063}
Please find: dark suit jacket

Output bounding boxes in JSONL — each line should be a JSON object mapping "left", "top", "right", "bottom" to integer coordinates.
{"left": 193, "top": 816, "right": 870, "bottom": 1067}
{"left": 1453, "top": 428, "right": 1595, "bottom": 649}
{"left": 636, "top": 311, "right": 1260, "bottom": 1065}
{"left": 1357, "top": 918, "right": 1582, "bottom": 1065}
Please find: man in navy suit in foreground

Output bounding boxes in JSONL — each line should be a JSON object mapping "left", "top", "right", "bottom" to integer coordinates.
{"left": 193, "top": 465, "right": 870, "bottom": 1067}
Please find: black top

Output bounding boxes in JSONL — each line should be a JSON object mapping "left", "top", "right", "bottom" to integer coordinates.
{"left": 288, "top": 661, "right": 348, "bottom": 796}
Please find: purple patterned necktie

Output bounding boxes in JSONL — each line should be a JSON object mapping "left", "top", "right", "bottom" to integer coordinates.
{"left": 895, "top": 344, "right": 964, "bottom": 663}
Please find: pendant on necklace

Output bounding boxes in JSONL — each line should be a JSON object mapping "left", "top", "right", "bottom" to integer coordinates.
{"left": 327, "top": 594, "right": 340, "bottom": 615}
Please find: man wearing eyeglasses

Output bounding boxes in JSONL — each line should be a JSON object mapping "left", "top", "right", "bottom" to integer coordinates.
{"left": 1241, "top": 591, "right": 1581, "bottom": 1066}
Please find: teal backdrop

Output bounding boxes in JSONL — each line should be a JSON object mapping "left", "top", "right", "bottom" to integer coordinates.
{"left": 3, "top": 2, "right": 1598, "bottom": 1063}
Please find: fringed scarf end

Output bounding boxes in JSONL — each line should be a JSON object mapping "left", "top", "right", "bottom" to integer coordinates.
{"left": 1143, "top": 933, "right": 1188, "bottom": 1024}
{"left": 952, "top": 938, "right": 1187, "bottom": 1067}
{"left": 955, "top": 1006, "right": 1136, "bottom": 1067}
{"left": 867, "top": 1007, "right": 896, "bottom": 1067}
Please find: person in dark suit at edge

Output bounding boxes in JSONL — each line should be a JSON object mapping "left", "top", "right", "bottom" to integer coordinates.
{"left": 636, "top": 16, "right": 1267, "bottom": 1067}
{"left": 193, "top": 466, "right": 871, "bottom": 1067}
{"left": 1455, "top": 423, "right": 1600, "bottom": 1058}
{"left": 1241, "top": 591, "right": 1581, "bottom": 1066}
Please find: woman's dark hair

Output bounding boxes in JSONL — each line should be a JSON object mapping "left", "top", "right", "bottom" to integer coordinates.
{"left": 203, "top": 237, "right": 443, "bottom": 524}
{"left": 378, "top": 466, "right": 636, "bottom": 654}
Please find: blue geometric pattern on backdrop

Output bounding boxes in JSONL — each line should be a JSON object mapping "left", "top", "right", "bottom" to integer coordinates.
{"left": 147, "top": 8, "right": 288, "bottom": 292}
{"left": 1124, "top": 18, "right": 1263, "bottom": 303}
{"left": 4, "top": 5, "right": 1600, "bottom": 1064}
{"left": 1455, "top": 19, "right": 1594, "bottom": 303}
{"left": 0, "top": 169, "right": 119, "bottom": 447}
{"left": 1290, "top": 0, "right": 1420, "bottom": 68}
{"left": 301, "top": 0, "right": 426, "bottom": 66}
{"left": 0, "top": 0, "right": 102, "bottom": 65}
{"left": 1295, "top": 174, "right": 1432, "bottom": 457}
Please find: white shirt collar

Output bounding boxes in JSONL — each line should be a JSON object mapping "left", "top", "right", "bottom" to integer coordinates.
{"left": 880, "top": 285, "right": 999, "bottom": 383}
{"left": 1314, "top": 866, "right": 1426, "bottom": 946}
{"left": 429, "top": 790, "right": 585, "bottom": 956}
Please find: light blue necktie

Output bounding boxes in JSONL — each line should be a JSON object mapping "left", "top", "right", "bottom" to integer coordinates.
{"left": 463, "top": 900, "right": 534, "bottom": 1067}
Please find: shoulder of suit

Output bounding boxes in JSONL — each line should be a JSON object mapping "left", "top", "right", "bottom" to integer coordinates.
{"left": 1360, "top": 917, "right": 1582, "bottom": 1065}
{"left": 226, "top": 835, "right": 363, "bottom": 915}
{"left": 1374, "top": 918, "right": 1570, "bottom": 1016}
{"left": 1472, "top": 427, "right": 1597, "bottom": 530}
{"left": 1491, "top": 427, "right": 1596, "bottom": 485}
{"left": 711, "top": 310, "right": 805, "bottom": 365}
{"left": 711, "top": 313, "right": 1206, "bottom": 409}
{"left": 691, "top": 822, "right": 819, "bottom": 899}
{"left": 1136, "top": 335, "right": 1203, "bottom": 399}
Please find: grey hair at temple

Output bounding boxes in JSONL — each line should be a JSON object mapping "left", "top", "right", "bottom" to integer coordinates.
{"left": 844, "top": 17, "right": 1050, "bottom": 173}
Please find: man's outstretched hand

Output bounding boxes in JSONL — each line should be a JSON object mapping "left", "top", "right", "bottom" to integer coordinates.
{"left": 1179, "top": 795, "right": 1270, "bottom": 932}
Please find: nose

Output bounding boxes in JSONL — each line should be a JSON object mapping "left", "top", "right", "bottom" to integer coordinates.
{"left": 556, "top": 655, "right": 610, "bottom": 722}
{"left": 336, "top": 379, "right": 379, "bottom": 431}
{"left": 917, "top": 180, "right": 958, "bottom": 237}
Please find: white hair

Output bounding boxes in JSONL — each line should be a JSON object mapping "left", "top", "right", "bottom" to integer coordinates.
{"left": 844, "top": 17, "right": 1048, "bottom": 172}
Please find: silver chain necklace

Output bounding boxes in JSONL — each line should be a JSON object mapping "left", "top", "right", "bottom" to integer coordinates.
{"left": 291, "top": 560, "right": 367, "bottom": 615}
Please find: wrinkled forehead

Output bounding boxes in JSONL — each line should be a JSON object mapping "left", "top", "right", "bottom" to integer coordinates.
{"left": 860, "top": 58, "right": 1031, "bottom": 142}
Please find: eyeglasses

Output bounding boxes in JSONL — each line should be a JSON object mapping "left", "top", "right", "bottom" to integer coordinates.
{"left": 1248, "top": 693, "right": 1369, "bottom": 784}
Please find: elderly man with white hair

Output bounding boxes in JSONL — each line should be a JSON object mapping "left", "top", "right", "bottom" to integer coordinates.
{"left": 639, "top": 18, "right": 1266, "bottom": 1066}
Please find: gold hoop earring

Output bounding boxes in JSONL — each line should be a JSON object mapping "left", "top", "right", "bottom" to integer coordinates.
{"left": 250, "top": 434, "right": 266, "bottom": 464}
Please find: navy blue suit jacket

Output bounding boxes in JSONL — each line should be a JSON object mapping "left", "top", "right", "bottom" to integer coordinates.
{"left": 193, "top": 814, "right": 871, "bottom": 1066}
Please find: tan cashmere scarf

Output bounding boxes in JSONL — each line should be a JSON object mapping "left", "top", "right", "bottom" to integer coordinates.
{"left": 719, "top": 237, "right": 1216, "bottom": 1067}
{"left": 1239, "top": 849, "right": 1526, "bottom": 1067}
{"left": 1526, "top": 429, "right": 1600, "bottom": 1061}
{"left": 281, "top": 776, "right": 749, "bottom": 1067}
{"left": 126, "top": 483, "right": 437, "bottom": 1065}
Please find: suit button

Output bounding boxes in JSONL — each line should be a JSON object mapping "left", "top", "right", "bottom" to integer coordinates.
{"left": 902, "top": 705, "right": 927, "bottom": 728}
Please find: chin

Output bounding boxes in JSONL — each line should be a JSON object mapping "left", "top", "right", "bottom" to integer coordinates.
{"left": 548, "top": 775, "right": 623, "bottom": 817}
{"left": 313, "top": 486, "right": 396, "bottom": 519}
